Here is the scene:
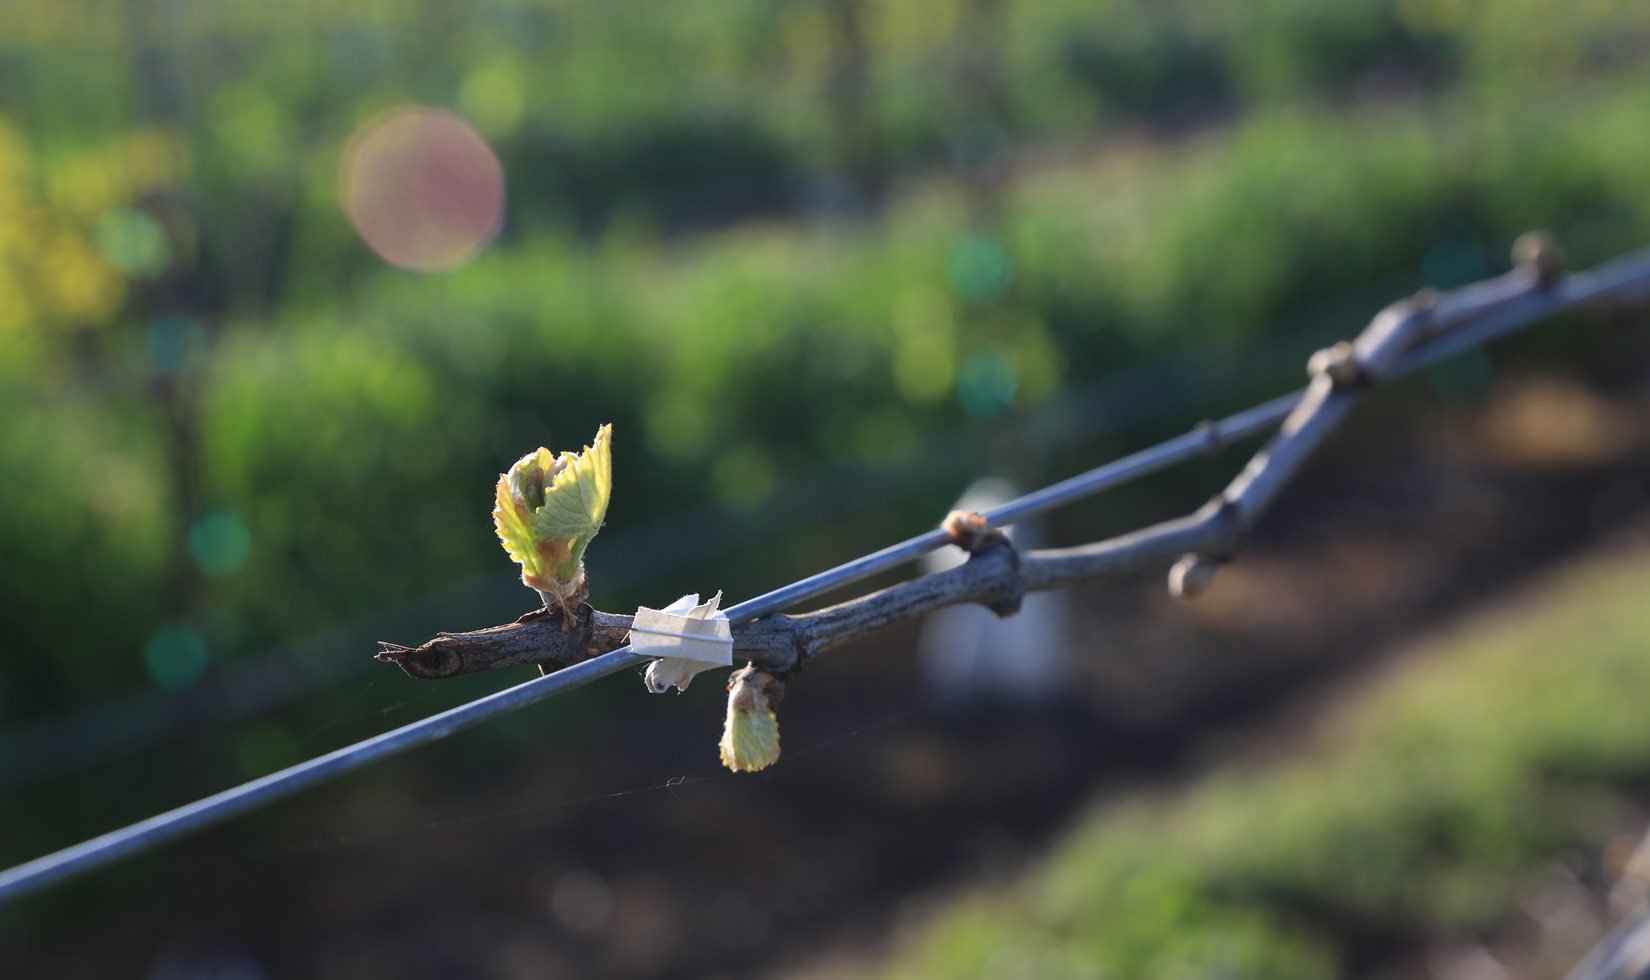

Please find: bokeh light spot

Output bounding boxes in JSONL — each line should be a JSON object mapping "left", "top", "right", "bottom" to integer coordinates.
{"left": 94, "top": 206, "right": 171, "bottom": 278}
{"left": 145, "top": 626, "right": 209, "bottom": 690}
{"left": 949, "top": 232, "right": 1012, "bottom": 305}
{"left": 957, "top": 349, "right": 1019, "bottom": 418}
{"left": 147, "top": 315, "right": 209, "bottom": 375}
{"left": 338, "top": 106, "right": 505, "bottom": 272}
{"left": 190, "top": 512, "right": 252, "bottom": 577}
{"left": 459, "top": 63, "right": 526, "bottom": 138}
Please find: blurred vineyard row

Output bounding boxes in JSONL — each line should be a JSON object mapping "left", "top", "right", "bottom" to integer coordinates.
{"left": 3, "top": 0, "right": 1650, "bottom": 796}
{"left": 886, "top": 536, "right": 1650, "bottom": 979}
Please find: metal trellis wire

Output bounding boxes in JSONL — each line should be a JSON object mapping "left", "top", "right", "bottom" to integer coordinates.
{"left": 3, "top": 241, "right": 1649, "bottom": 905}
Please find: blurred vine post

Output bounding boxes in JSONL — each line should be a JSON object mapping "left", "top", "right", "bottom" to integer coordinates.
{"left": 918, "top": 478, "right": 1073, "bottom": 702}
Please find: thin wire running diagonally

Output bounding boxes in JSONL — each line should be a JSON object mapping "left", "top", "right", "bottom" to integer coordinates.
{"left": 1568, "top": 905, "right": 1650, "bottom": 980}
{"left": 3, "top": 244, "right": 1650, "bottom": 905}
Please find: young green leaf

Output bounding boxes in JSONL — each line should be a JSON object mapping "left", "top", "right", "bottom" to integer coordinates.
{"left": 493, "top": 423, "right": 613, "bottom": 613}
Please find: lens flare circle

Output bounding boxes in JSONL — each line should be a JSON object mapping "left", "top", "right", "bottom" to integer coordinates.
{"left": 338, "top": 105, "right": 505, "bottom": 273}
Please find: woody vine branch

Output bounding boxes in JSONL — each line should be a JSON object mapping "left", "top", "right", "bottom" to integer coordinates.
{"left": 5, "top": 233, "right": 1650, "bottom": 901}
{"left": 379, "top": 232, "right": 1650, "bottom": 686}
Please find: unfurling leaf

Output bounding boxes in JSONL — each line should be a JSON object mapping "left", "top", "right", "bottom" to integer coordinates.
{"left": 720, "top": 666, "right": 784, "bottom": 773}
{"left": 493, "top": 423, "right": 613, "bottom": 611}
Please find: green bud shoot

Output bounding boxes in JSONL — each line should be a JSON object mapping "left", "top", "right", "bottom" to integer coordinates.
{"left": 493, "top": 423, "right": 613, "bottom": 612}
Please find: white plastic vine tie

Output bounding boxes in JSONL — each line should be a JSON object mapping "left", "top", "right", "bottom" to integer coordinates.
{"left": 635, "top": 592, "right": 734, "bottom": 694}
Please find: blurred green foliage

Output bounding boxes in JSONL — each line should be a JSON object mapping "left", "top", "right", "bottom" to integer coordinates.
{"left": 884, "top": 547, "right": 1650, "bottom": 979}
{"left": 3, "top": 0, "right": 1650, "bottom": 883}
